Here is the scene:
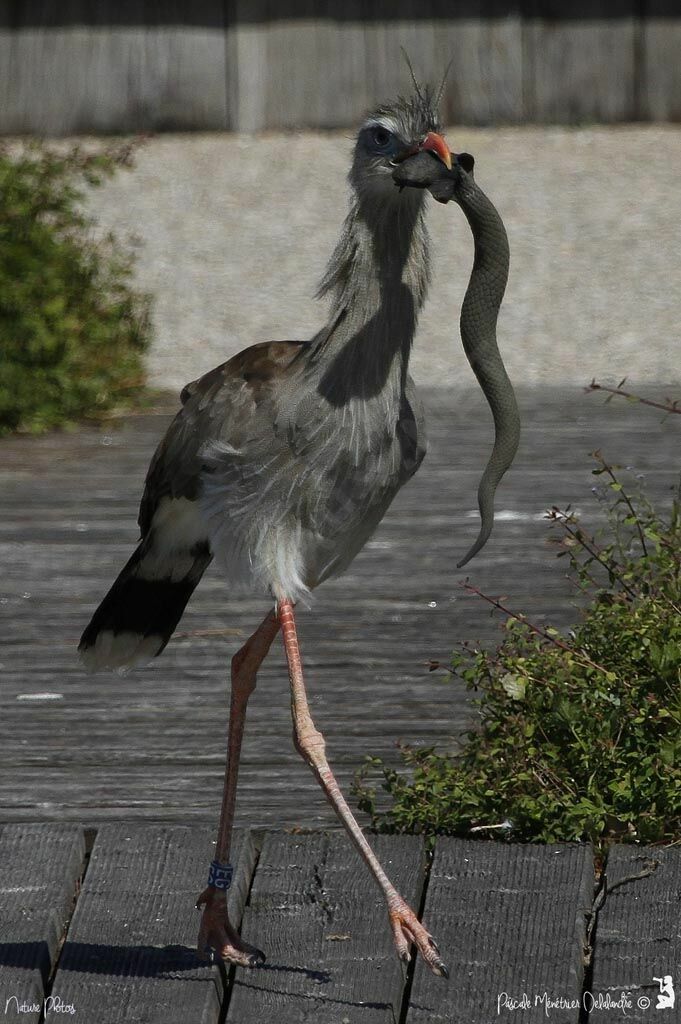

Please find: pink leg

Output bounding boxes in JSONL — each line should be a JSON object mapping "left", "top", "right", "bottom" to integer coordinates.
{"left": 196, "top": 609, "right": 280, "bottom": 967}
{"left": 278, "top": 599, "right": 448, "bottom": 978}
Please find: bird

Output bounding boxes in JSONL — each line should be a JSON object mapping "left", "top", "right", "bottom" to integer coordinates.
{"left": 79, "top": 76, "right": 519, "bottom": 979}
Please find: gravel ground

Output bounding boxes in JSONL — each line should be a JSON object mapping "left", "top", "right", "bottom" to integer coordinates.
{"left": 84, "top": 126, "right": 681, "bottom": 393}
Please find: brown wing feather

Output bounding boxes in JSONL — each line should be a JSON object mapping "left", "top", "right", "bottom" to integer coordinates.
{"left": 139, "top": 341, "right": 308, "bottom": 536}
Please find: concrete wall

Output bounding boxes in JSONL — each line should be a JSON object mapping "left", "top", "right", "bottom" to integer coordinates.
{"left": 84, "top": 127, "right": 681, "bottom": 391}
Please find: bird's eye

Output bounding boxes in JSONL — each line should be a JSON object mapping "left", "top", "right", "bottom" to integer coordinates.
{"left": 371, "top": 127, "right": 392, "bottom": 149}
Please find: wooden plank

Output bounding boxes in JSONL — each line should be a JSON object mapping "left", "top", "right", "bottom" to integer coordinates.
{"left": 232, "top": 6, "right": 523, "bottom": 132}
{"left": 49, "top": 825, "right": 257, "bottom": 1024}
{"left": 524, "top": 2, "right": 638, "bottom": 123}
{"left": 640, "top": 4, "right": 681, "bottom": 121}
{"left": 0, "top": 824, "right": 84, "bottom": 1023}
{"left": 0, "top": 2, "right": 229, "bottom": 134}
{"left": 232, "top": 8, "right": 406, "bottom": 131}
{"left": 589, "top": 844, "right": 681, "bottom": 1021}
{"left": 2, "top": 7, "right": 681, "bottom": 130}
{"left": 225, "top": 832, "right": 426, "bottom": 1022}
{"left": 230, "top": 0, "right": 269, "bottom": 134}
{"left": 433, "top": 3, "right": 524, "bottom": 126}
{"left": 406, "top": 839, "right": 594, "bottom": 1023}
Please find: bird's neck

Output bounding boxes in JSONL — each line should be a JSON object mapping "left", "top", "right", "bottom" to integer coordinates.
{"left": 310, "top": 191, "right": 430, "bottom": 403}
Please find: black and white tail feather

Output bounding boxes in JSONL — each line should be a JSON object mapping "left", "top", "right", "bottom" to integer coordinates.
{"left": 78, "top": 497, "right": 212, "bottom": 671}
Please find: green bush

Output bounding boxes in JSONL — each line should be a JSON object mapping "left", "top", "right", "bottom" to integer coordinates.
{"left": 354, "top": 438, "right": 681, "bottom": 851}
{"left": 0, "top": 140, "right": 151, "bottom": 436}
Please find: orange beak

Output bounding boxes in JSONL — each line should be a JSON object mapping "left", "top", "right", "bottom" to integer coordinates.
{"left": 419, "top": 132, "right": 452, "bottom": 170}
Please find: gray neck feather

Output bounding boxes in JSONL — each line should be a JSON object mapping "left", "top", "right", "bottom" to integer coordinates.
{"left": 310, "top": 189, "right": 429, "bottom": 405}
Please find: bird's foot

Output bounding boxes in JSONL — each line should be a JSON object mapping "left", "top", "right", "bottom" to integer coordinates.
{"left": 388, "top": 897, "right": 448, "bottom": 978}
{"left": 195, "top": 886, "right": 266, "bottom": 968}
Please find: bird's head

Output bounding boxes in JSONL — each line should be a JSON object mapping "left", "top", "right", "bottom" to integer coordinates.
{"left": 350, "top": 89, "right": 451, "bottom": 206}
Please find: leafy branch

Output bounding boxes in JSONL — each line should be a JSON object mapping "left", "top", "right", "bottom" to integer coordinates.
{"left": 355, "top": 386, "right": 680, "bottom": 850}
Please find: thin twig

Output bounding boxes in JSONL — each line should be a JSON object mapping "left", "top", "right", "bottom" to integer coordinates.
{"left": 549, "top": 507, "right": 638, "bottom": 600}
{"left": 586, "top": 380, "right": 681, "bottom": 415}
{"left": 605, "top": 860, "right": 659, "bottom": 896}
{"left": 461, "top": 581, "right": 612, "bottom": 677}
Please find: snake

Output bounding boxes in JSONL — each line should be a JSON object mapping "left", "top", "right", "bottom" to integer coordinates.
{"left": 393, "top": 150, "right": 520, "bottom": 567}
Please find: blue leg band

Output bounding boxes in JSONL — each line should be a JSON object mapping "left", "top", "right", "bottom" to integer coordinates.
{"left": 208, "top": 859, "right": 234, "bottom": 891}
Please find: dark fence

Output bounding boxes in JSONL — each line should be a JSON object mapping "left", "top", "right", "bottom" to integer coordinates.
{"left": 1, "top": 2, "right": 681, "bottom": 133}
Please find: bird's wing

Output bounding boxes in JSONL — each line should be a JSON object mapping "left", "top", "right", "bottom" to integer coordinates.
{"left": 138, "top": 340, "right": 308, "bottom": 537}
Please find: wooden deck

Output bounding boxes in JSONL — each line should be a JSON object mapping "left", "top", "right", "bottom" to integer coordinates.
{"left": 0, "top": 823, "right": 677, "bottom": 1023}
{"left": 0, "top": 386, "right": 678, "bottom": 829}
{"left": 0, "top": 386, "right": 679, "bottom": 1021}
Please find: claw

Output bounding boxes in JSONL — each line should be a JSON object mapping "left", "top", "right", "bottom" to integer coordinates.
{"left": 388, "top": 897, "right": 446, "bottom": 980}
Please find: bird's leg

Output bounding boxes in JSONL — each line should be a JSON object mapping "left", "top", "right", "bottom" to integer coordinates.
{"left": 196, "top": 608, "right": 280, "bottom": 967}
{"left": 278, "top": 599, "right": 448, "bottom": 978}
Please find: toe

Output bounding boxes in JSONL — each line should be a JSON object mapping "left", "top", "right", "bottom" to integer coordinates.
{"left": 195, "top": 887, "right": 266, "bottom": 969}
{"left": 220, "top": 944, "right": 261, "bottom": 968}
{"left": 389, "top": 913, "right": 411, "bottom": 963}
{"left": 202, "top": 931, "right": 264, "bottom": 969}
{"left": 388, "top": 899, "right": 447, "bottom": 980}
{"left": 420, "top": 937, "right": 448, "bottom": 979}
